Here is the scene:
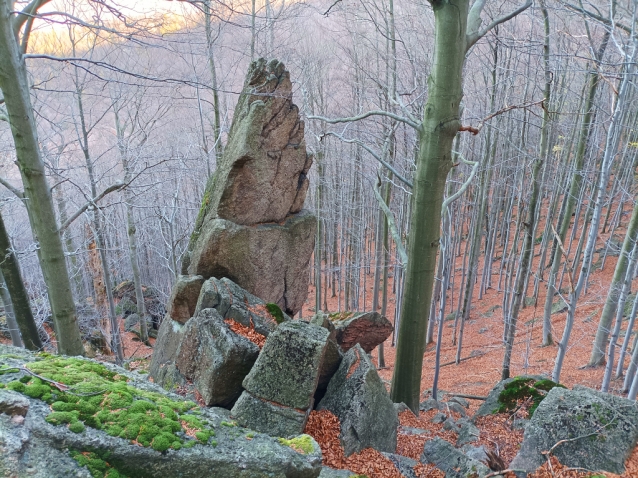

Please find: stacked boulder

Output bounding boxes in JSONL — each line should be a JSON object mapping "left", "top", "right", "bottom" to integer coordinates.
{"left": 181, "top": 58, "right": 316, "bottom": 317}
{"left": 149, "top": 276, "right": 288, "bottom": 407}
{"left": 231, "top": 321, "right": 329, "bottom": 437}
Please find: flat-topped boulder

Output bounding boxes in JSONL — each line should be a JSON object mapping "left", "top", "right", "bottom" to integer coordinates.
{"left": 0, "top": 345, "right": 323, "bottom": 478}
{"left": 231, "top": 321, "right": 329, "bottom": 436}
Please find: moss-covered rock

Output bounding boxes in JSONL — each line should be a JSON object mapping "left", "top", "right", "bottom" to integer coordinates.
{"left": 509, "top": 386, "right": 638, "bottom": 476}
{"left": 0, "top": 344, "right": 322, "bottom": 478}
{"left": 496, "top": 377, "right": 566, "bottom": 416}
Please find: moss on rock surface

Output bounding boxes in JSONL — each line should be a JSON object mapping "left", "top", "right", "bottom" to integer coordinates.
{"left": 0, "top": 344, "right": 322, "bottom": 478}
{"left": 3, "top": 356, "right": 211, "bottom": 452}
{"left": 496, "top": 376, "right": 566, "bottom": 416}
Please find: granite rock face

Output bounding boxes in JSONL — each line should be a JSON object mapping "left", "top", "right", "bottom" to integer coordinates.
{"left": 200, "top": 58, "right": 311, "bottom": 226}
{"left": 509, "top": 386, "right": 638, "bottom": 476}
{"left": 317, "top": 344, "right": 398, "bottom": 456}
{"left": 187, "top": 213, "right": 315, "bottom": 316}
{"left": 175, "top": 308, "right": 260, "bottom": 407}
{"left": 183, "top": 58, "right": 316, "bottom": 316}
{"left": 231, "top": 321, "right": 329, "bottom": 436}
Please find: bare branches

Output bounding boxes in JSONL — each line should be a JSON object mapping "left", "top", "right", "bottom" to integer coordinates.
{"left": 373, "top": 177, "right": 408, "bottom": 268}
{"left": 319, "top": 131, "right": 413, "bottom": 188}
{"left": 12, "top": 0, "right": 51, "bottom": 41}
{"left": 563, "top": 2, "right": 632, "bottom": 34}
{"left": 58, "top": 181, "right": 125, "bottom": 232}
{"left": 0, "top": 177, "right": 24, "bottom": 200}
{"left": 466, "top": 0, "right": 532, "bottom": 51}
{"left": 308, "top": 111, "right": 421, "bottom": 131}
{"left": 473, "top": 98, "right": 546, "bottom": 132}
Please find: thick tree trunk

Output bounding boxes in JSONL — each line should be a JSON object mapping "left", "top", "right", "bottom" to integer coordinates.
{"left": 390, "top": 0, "right": 466, "bottom": 412}
{"left": 0, "top": 2, "right": 83, "bottom": 355}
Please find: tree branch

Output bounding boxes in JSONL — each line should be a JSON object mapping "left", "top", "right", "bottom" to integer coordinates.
{"left": 562, "top": 3, "right": 631, "bottom": 33}
{"left": 0, "top": 177, "right": 24, "bottom": 200}
{"left": 474, "top": 97, "right": 546, "bottom": 132}
{"left": 308, "top": 110, "right": 421, "bottom": 131}
{"left": 58, "top": 181, "right": 124, "bottom": 232}
{"left": 373, "top": 177, "right": 408, "bottom": 268}
{"left": 12, "top": 0, "right": 51, "bottom": 41}
{"left": 441, "top": 153, "right": 479, "bottom": 214}
{"left": 320, "top": 132, "right": 413, "bottom": 188}
{"left": 466, "top": 0, "right": 532, "bottom": 51}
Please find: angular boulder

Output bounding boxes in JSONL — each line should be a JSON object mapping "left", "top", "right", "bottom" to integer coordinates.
{"left": 148, "top": 314, "right": 187, "bottom": 390}
{"left": 166, "top": 275, "right": 204, "bottom": 324}
{"left": 330, "top": 311, "right": 393, "bottom": 353}
{"left": 182, "top": 59, "right": 316, "bottom": 316}
{"left": 242, "top": 321, "right": 329, "bottom": 410}
{"left": 509, "top": 386, "right": 638, "bottom": 476}
{"left": 231, "top": 321, "right": 329, "bottom": 436}
{"left": 195, "top": 277, "right": 288, "bottom": 336}
{"left": 317, "top": 344, "right": 398, "bottom": 456}
{"left": 150, "top": 278, "right": 288, "bottom": 396}
{"left": 198, "top": 58, "right": 311, "bottom": 227}
{"left": 421, "top": 438, "right": 490, "bottom": 478}
{"left": 175, "top": 308, "right": 260, "bottom": 407}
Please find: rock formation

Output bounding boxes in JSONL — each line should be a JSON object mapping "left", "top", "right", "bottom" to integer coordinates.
{"left": 317, "top": 344, "right": 399, "bottom": 456}
{"left": 509, "top": 385, "right": 638, "bottom": 476}
{"left": 149, "top": 277, "right": 289, "bottom": 405}
{"left": 231, "top": 321, "right": 329, "bottom": 437}
{"left": 182, "top": 58, "right": 316, "bottom": 316}
{"left": 0, "top": 345, "right": 322, "bottom": 478}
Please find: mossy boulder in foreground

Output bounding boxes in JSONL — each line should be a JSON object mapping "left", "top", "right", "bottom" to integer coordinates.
{"left": 509, "top": 385, "right": 638, "bottom": 476}
{"left": 0, "top": 345, "right": 322, "bottom": 478}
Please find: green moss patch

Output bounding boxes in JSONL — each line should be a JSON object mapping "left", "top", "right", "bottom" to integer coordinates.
{"left": 265, "top": 303, "right": 285, "bottom": 324}
{"left": 328, "top": 311, "right": 353, "bottom": 321}
{"left": 6, "top": 356, "right": 216, "bottom": 452}
{"left": 69, "top": 450, "right": 126, "bottom": 478}
{"left": 277, "top": 435, "right": 314, "bottom": 454}
{"left": 496, "top": 377, "right": 566, "bottom": 416}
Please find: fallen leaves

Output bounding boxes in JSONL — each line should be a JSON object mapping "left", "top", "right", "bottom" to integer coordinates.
{"left": 224, "top": 318, "right": 266, "bottom": 349}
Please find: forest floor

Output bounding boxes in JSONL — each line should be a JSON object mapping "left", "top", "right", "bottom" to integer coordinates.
{"left": 4, "top": 214, "right": 638, "bottom": 476}
{"left": 295, "top": 213, "right": 638, "bottom": 477}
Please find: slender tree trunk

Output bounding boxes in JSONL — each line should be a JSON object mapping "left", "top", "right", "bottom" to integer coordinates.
{"left": 0, "top": 209, "right": 42, "bottom": 350}
{"left": 591, "top": 192, "right": 638, "bottom": 366}
{"left": 0, "top": 269, "right": 22, "bottom": 347}
{"left": 554, "top": 46, "right": 636, "bottom": 382}
{"left": 0, "top": 2, "right": 83, "bottom": 355}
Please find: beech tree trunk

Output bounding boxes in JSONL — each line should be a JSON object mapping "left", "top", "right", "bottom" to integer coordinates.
{"left": 390, "top": 0, "right": 467, "bottom": 411}
{"left": 0, "top": 1, "right": 83, "bottom": 355}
